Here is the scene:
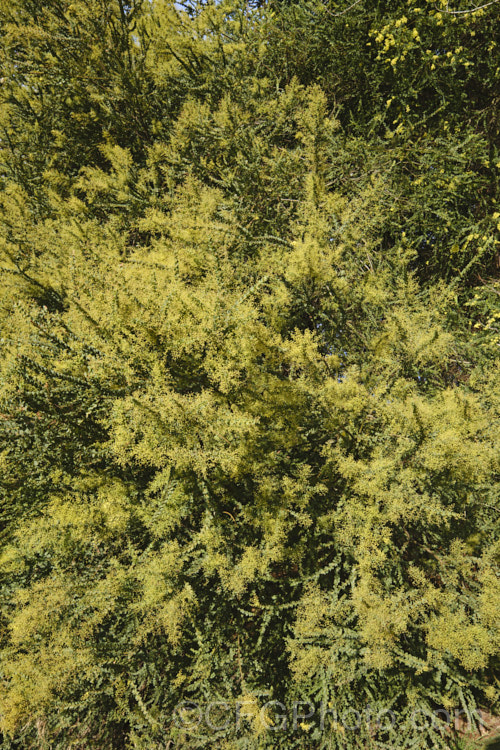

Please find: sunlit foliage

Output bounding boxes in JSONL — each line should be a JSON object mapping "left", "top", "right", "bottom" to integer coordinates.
{"left": 0, "top": 0, "right": 499, "bottom": 747}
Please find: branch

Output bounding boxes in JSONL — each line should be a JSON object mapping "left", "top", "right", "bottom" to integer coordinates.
{"left": 440, "top": 0, "right": 500, "bottom": 13}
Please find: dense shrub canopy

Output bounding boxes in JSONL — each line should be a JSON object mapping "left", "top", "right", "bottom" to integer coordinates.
{"left": 0, "top": 0, "right": 499, "bottom": 747}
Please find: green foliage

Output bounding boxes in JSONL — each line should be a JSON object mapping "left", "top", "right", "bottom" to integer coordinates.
{"left": 0, "top": 0, "right": 499, "bottom": 748}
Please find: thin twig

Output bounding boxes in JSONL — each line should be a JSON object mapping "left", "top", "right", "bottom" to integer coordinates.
{"left": 324, "top": 0, "right": 364, "bottom": 17}
{"left": 477, "top": 274, "right": 500, "bottom": 296}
